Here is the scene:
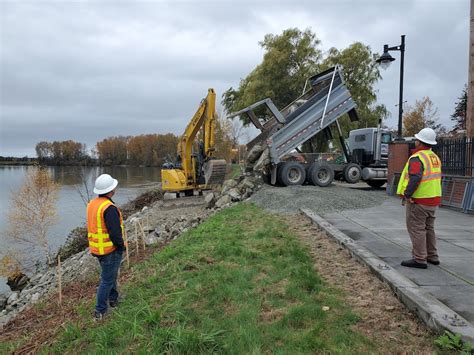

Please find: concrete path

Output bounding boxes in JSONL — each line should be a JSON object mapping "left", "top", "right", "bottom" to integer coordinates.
{"left": 324, "top": 197, "right": 474, "bottom": 324}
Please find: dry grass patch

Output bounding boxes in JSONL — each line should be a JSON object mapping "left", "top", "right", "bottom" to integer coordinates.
{"left": 283, "top": 213, "right": 436, "bottom": 353}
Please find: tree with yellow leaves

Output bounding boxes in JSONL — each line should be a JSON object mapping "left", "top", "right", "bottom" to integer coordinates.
{"left": 403, "top": 97, "right": 446, "bottom": 137}
{"left": 6, "top": 167, "right": 59, "bottom": 266}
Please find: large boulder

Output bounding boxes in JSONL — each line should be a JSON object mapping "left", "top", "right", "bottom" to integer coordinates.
{"left": 7, "top": 292, "right": 19, "bottom": 304}
{"left": 0, "top": 294, "right": 7, "bottom": 310}
{"left": 7, "top": 272, "right": 29, "bottom": 292}
{"left": 204, "top": 192, "right": 216, "bottom": 208}
{"left": 246, "top": 144, "right": 264, "bottom": 164}
{"left": 253, "top": 147, "right": 270, "bottom": 173}
{"left": 215, "top": 195, "right": 232, "bottom": 208}
{"left": 227, "top": 188, "right": 243, "bottom": 202}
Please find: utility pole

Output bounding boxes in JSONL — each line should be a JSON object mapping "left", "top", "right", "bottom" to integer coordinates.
{"left": 468, "top": 0, "right": 474, "bottom": 137}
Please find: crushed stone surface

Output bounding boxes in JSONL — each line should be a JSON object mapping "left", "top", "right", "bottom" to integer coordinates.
{"left": 249, "top": 182, "right": 388, "bottom": 215}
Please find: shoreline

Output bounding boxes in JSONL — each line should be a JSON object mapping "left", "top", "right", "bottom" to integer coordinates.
{"left": 0, "top": 185, "right": 163, "bottom": 296}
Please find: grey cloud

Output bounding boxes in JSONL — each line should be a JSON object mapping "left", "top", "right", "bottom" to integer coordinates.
{"left": 0, "top": 0, "right": 469, "bottom": 156}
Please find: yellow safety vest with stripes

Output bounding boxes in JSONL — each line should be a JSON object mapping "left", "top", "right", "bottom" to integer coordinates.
{"left": 396, "top": 149, "right": 442, "bottom": 198}
{"left": 86, "top": 197, "right": 124, "bottom": 256}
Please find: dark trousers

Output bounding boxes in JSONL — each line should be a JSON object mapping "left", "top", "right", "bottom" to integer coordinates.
{"left": 406, "top": 202, "right": 439, "bottom": 263}
{"left": 95, "top": 250, "right": 122, "bottom": 314}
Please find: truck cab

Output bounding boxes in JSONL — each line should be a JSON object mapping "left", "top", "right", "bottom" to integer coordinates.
{"left": 348, "top": 128, "right": 393, "bottom": 165}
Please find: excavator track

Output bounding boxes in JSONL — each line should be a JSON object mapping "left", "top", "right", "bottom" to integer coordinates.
{"left": 203, "top": 159, "right": 227, "bottom": 186}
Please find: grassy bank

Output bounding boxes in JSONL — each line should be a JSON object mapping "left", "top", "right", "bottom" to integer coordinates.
{"left": 36, "top": 203, "right": 375, "bottom": 353}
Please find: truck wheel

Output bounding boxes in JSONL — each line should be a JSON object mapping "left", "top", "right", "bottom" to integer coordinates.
{"left": 308, "top": 162, "right": 334, "bottom": 187}
{"left": 279, "top": 162, "right": 306, "bottom": 186}
{"left": 343, "top": 163, "right": 362, "bottom": 184}
{"left": 366, "top": 180, "right": 386, "bottom": 188}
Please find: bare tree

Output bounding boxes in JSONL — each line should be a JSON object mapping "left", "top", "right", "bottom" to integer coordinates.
{"left": 7, "top": 167, "right": 59, "bottom": 265}
{"left": 75, "top": 166, "right": 93, "bottom": 206}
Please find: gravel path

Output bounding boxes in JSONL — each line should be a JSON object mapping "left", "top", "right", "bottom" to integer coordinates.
{"left": 249, "top": 183, "right": 388, "bottom": 215}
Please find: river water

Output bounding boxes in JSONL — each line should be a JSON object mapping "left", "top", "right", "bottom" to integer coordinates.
{"left": 0, "top": 165, "right": 161, "bottom": 294}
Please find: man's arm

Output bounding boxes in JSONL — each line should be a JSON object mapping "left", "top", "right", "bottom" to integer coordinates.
{"left": 103, "top": 205, "right": 125, "bottom": 251}
{"left": 404, "top": 157, "right": 424, "bottom": 199}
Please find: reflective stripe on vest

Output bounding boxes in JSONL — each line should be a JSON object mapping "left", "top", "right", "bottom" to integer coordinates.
{"left": 87, "top": 197, "right": 123, "bottom": 256}
{"left": 396, "top": 149, "right": 442, "bottom": 198}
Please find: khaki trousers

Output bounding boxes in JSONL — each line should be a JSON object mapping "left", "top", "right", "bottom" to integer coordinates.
{"left": 406, "top": 202, "right": 439, "bottom": 263}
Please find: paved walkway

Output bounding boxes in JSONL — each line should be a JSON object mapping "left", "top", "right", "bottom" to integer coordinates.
{"left": 324, "top": 197, "right": 474, "bottom": 323}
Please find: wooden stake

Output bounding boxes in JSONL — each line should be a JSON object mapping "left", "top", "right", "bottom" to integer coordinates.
{"left": 123, "top": 228, "right": 130, "bottom": 268}
{"left": 138, "top": 219, "right": 146, "bottom": 251}
{"left": 134, "top": 222, "right": 140, "bottom": 257}
{"left": 57, "top": 255, "right": 62, "bottom": 306}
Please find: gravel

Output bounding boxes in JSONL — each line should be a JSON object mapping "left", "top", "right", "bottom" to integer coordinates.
{"left": 249, "top": 182, "right": 388, "bottom": 215}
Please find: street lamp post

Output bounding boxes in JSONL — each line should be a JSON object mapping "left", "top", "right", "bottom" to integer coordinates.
{"left": 376, "top": 35, "right": 406, "bottom": 139}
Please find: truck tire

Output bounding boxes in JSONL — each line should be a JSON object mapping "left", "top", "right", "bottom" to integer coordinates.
{"left": 278, "top": 162, "right": 306, "bottom": 186}
{"left": 366, "top": 180, "right": 386, "bottom": 188}
{"left": 343, "top": 163, "right": 362, "bottom": 184}
{"left": 308, "top": 162, "right": 334, "bottom": 187}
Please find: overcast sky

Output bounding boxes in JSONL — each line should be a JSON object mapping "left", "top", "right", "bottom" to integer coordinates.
{"left": 0, "top": 0, "right": 469, "bottom": 157}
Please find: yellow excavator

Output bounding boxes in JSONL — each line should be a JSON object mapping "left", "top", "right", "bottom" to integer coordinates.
{"left": 161, "top": 89, "right": 227, "bottom": 197}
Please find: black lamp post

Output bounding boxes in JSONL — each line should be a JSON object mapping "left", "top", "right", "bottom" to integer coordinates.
{"left": 376, "top": 34, "right": 405, "bottom": 139}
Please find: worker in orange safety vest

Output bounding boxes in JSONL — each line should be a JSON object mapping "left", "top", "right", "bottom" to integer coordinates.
{"left": 87, "top": 173, "right": 125, "bottom": 320}
{"left": 396, "top": 128, "right": 442, "bottom": 269}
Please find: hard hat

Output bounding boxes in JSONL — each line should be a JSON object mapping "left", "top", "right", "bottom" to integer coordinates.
{"left": 93, "top": 174, "right": 118, "bottom": 194}
{"left": 414, "top": 128, "right": 437, "bottom": 146}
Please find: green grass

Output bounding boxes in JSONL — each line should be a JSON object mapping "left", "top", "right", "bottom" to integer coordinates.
{"left": 41, "top": 204, "right": 373, "bottom": 353}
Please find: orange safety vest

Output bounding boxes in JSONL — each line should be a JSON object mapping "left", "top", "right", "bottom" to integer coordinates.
{"left": 86, "top": 197, "right": 123, "bottom": 256}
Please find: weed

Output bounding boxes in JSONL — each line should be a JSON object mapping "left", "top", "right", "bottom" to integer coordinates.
{"left": 435, "top": 331, "right": 473, "bottom": 354}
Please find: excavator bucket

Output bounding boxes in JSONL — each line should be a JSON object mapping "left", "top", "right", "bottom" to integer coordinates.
{"left": 203, "top": 159, "right": 227, "bottom": 186}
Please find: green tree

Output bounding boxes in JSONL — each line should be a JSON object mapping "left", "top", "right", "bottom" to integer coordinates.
{"left": 222, "top": 28, "right": 322, "bottom": 122}
{"left": 450, "top": 85, "right": 467, "bottom": 134}
{"left": 222, "top": 28, "right": 387, "bottom": 152}
{"left": 322, "top": 43, "right": 388, "bottom": 130}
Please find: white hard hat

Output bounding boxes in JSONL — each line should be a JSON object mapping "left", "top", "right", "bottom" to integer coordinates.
{"left": 414, "top": 128, "right": 437, "bottom": 146}
{"left": 93, "top": 174, "right": 118, "bottom": 194}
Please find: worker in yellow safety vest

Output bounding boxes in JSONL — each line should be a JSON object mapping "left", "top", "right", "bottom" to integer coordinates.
{"left": 397, "top": 128, "right": 442, "bottom": 269}
{"left": 87, "top": 174, "right": 125, "bottom": 320}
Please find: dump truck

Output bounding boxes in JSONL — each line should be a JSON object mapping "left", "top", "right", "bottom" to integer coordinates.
{"left": 161, "top": 89, "right": 227, "bottom": 197}
{"left": 228, "top": 66, "right": 392, "bottom": 188}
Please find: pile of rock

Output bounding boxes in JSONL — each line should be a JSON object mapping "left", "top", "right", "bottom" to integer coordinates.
{"left": 204, "top": 174, "right": 263, "bottom": 209}
{"left": 0, "top": 249, "right": 98, "bottom": 328}
{"left": 245, "top": 144, "right": 270, "bottom": 174}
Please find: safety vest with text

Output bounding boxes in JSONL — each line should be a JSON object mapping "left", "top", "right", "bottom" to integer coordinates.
{"left": 396, "top": 149, "right": 442, "bottom": 198}
{"left": 86, "top": 197, "right": 123, "bottom": 256}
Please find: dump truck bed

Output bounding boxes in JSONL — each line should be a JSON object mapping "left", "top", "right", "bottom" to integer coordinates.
{"left": 268, "top": 66, "right": 358, "bottom": 164}
{"left": 229, "top": 66, "right": 358, "bottom": 165}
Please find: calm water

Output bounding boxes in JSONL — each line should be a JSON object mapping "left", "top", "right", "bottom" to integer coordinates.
{"left": 0, "top": 165, "right": 161, "bottom": 294}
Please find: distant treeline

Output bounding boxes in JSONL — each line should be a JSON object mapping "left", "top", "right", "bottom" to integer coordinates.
{"left": 35, "top": 134, "right": 180, "bottom": 167}
{"left": 35, "top": 140, "right": 95, "bottom": 165}
{"left": 0, "top": 156, "right": 37, "bottom": 165}
{"left": 96, "top": 134, "right": 179, "bottom": 166}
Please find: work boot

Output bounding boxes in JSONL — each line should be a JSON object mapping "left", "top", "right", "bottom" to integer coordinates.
{"left": 401, "top": 259, "right": 427, "bottom": 269}
{"left": 427, "top": 259, "right": 440, "bottom": 265}
{"left": 93, "top": 311, "right": 105, "bottom": 322}
{"left": 109, "top": 299, "right": 118, "bottom": 308}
